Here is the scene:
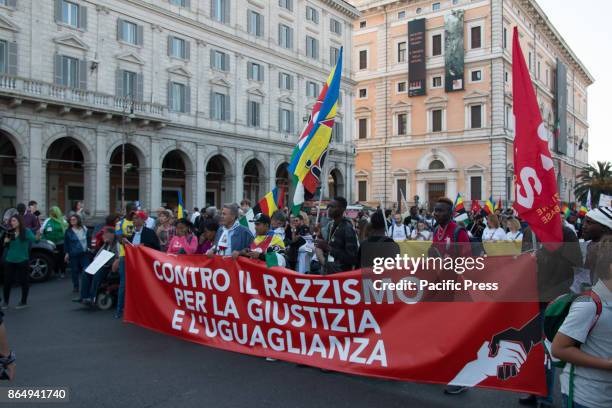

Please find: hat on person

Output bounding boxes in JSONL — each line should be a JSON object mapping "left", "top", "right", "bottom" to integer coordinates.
{"left": 134, "top": 210, "right": 148, "bottom": 220}
{"left": 585, "top": 206, "right": 612, "bottom": 230}
{"left": 250, "top": 213, "right": 271, "bottom": 225}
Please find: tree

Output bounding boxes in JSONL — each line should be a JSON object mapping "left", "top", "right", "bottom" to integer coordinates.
{"left": 574, "top": 161, "right": 612, "bottom": 205}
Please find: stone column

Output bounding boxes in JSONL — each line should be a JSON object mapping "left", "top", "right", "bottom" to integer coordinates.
{"left": 94, "top": 131, "right": 109, "bottom": 217}
{"left": 234, "top": 149, "right": 243, "bottom": 204}
{"left": 195, "top": 145, "right": 207, "bottom": 209}
{"left": 149, "top": 138, "right": 162, "bottom": 209}
{"left": 28, "top": 122, "right": 44, "bottom": 209}
{"left": 185, "top": 171, "right": 197, "bottom": 210}
{"left": 83, "top": 163, "right": 98, "bottom": 218}
{"left": 448, "top": 172, "right": 458, "bottom": 201}
{"left": 15, "top": 158, "right": 28, "bottom": 207}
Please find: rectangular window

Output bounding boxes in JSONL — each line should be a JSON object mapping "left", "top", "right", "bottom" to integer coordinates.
{"left": 279, "top": 0, "right": 293, "bottom": 12}
{"left": 247, "top": 100, "right": 260, "bottom": 127}
{"left": 537, "top": 61, "right": 541, "bottom": 79}
{"left": 61, "top": 55, "right": 79, "bottom": 88}
{"left": 398, "top": 11, "right": 405, "bottom": 20}
{"left": 470, "top": 176, "right": 482, "bottom": 200}
{"left": 212, "top": 92, "right": 228, "bottom": 120}
{"left": 278, "top": 24, "right": 293, "bottom": 49}
{"left": 432, "top": 76, "right": 442, "bottom": 88}
{"left": 330, "top": 46, "right": 340, "bottom": 65}
{"left": 397, "top": 41, "right": 406, "bottom": 63}
{"left": 470, "top": 105, "right": 482, "bottom": 129}
{"left": 432, "top": 34, "right": 442, "bottom": 56}
{"left": 503, "top": 27, "right": 507, "bottom": 49}
{"left": 61, "top": 0, "right": 79, "bottom": 27}
{"left": 358, "top": 118, "right": 367, "bottom": 139}
{"left": 431, "top": 109, "right": 442, "bottom": 132}
{"left": 248, "top": 62, "right": 263, "bottom": 81}
{"left": 121, "top": 70, "right": 137, "bottom": 98}
{"left": 119, "top": 20, "right": 141, "bottom": 45}
{"left": 306, "top": 6, "right": 319, "bottom": 24}
{"left": 306, "top": 36, "right": 319, "bottom": 60}
{"left": 169, "top": 36, "right": 187, "bottom": 59}
{"left": 471, "top": 69, "right": 482, "bottom": 82}
{"left": 358, "top": 180, "right": 367, "bottom": 202}
{"left": 471, "top": 26, "right": 482, "bottom": 49}
{"left": 211, "top": 50, "right": 229, "bottom": 71}
{"left": 397, "top": 113, "right": 407, "bottom": 135}
{"left": 279, "top": 72, "right": 293, "bottom": 90}
{"left": 332, "top": 122, "right": 343, "bottom": 143}
{"left": 358, "top": 88, "right": 367, "bottom": 98}
{"left": 170, "top": 82, "right": 186, "bottom": 112}
{"left": 306, "top": 81, "right": 319, "bottom": 98}
{"left": 247, "top": 10, "right": 263, "bottom": 37}
{"left": 528, "top": 52, "right": 532, "bottom": 70}
{"left": 330, "top": 18, "right": 342, "bottom": 35}
{"left": 397, "top": 81, "right": 406, "bottom": 93}
{"left": 212, "top": 0, "right": 229, "bottom": 23}
{"left": 279, "top": 108, "right": 293, "bottom": 133}
{"left": 432, "top": 2, "right": 440, "bottom": 11}
{"left": 359, "top": 49, "right": 367, "bottom": 70}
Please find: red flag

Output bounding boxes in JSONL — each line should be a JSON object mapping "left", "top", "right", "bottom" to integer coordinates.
{"left": 511, "top": 27, "right": 562, "bottom": 245}
{"left": 471, "top": 199, "right": 482, "bottom": 214}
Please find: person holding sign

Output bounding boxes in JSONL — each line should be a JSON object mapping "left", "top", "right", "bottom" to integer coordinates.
{"left": 76, "top": 227, "right": 119, "bottom": 305}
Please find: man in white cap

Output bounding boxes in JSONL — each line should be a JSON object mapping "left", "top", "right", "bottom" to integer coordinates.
{"left": 583, "top": 206, "right": 612, "bottom": 281}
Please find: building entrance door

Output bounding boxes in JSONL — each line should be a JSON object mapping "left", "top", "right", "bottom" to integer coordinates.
{"left": 427, "top": 182, "right": 446, "bottom": 210}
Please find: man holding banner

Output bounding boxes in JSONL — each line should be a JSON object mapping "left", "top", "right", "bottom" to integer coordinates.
{"left": 207, "top": 203, "right": 253, "bottom": 259}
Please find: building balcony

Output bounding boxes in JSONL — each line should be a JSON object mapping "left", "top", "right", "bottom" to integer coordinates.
{"left": 0, "top": 75, "right": 169, "bottom": 126}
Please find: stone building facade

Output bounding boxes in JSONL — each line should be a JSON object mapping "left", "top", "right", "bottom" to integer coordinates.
{"left": 0, "top": 0, "right": 358, "bottom": 217}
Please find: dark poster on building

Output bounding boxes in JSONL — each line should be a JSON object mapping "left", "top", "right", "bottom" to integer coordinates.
{"left": 444, "top": 10, "right": 464, "bottom": 92}
{"left": 555, "top": 59, "right": 568, "bottom": 155}
{"left": 408, "top": 18, "right": 426, "bottom": 96}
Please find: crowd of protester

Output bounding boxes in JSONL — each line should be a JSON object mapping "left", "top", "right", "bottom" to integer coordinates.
{"left": 0, "top": 197, "right": 610, "bottom": 406}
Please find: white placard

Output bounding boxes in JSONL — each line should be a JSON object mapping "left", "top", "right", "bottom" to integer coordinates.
{"left": 85, "top": 250, "right": 115, "bottom": 275}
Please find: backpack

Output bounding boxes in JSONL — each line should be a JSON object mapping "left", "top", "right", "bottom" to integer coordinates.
{"left": 543, "top": 291, "right": 603, "bottom": 368}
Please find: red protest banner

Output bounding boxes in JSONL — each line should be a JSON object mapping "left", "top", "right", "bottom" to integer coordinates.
{"left": 125, "top": 246, "right": 546, "bottom": 395}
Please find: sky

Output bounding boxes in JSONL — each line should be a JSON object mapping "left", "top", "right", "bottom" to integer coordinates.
{"left": 537, "top": 0, "right": 611, "bottom": 165}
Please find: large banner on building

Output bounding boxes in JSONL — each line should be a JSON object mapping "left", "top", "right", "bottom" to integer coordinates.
{"left": 555, "top": 59, "right": 568, "bottom": 155}
{"left": 444, "top": 10, "right": 464, "bottom": 92}
{"left": 125, "top": 246, "right": 546, "bottom": 395}
{"left": 408, "top": 18, "right": 426, "bottom": 96}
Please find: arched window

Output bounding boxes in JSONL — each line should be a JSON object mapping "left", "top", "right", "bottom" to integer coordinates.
{"left": 428, "top": 159, "right": 445, "bottom": 170}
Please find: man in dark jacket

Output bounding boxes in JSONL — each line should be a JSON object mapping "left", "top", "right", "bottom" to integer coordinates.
{"left": 314, "top": 196, "right": 358, "bottom": 274}
{"left": 127, "top": 211, "right": 160, "bottom": 251}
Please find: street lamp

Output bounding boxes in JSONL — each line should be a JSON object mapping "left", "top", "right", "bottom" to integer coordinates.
{"left": 121, "top": 99, "right": 135, "bottom": 213}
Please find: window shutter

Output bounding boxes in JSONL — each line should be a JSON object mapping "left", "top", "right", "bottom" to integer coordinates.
{"left": 136, "top": 73, "right": 144, "bottom": 102}
{"left": 258, "top": 65, "right": 264, "bottom": 81}
{"left": 167, "top": 81, "right": 173, "bottom": 109}
{"left": 54, "top": 0, "right": 62, "bottom": 23}
{"left": 247, "top": 62, "right": 252, "bottom": 80}
{"left": 257, "top": 14, "right": 263, "bottom": 37}
{"left": 288, "top": 27, "right": 293, "bottom": 48}
{"left": 290, "top": 111, "right": 294, "bottom": 133}
{"left": 185, "top": 41, "right": 190, "bottom": 60}
{"left": 79, "top": 59, "right": 87, "bottom": 89}
{"left": 289, "top": 75, "right": 293, "bottom": 90}
{"left": 54, "top": 54, "right": 63, "bottom": 85}
{"left": 211, "top": 0, "right": 216, "bottom": 20}
{"left": 7, "top": 42, "right": 17, "bottom": 76}
{"left": 223, "top": 0, "right": 230, "bottom": 24}
{"left": 278, "top": 72, "right": 282, "bottom": 88}
{"left": 184, "top": 85, "right": 191, "bottom": 113}
{"left": 306, "top": 38, "right": 311, "bottom": 57}
{"left": 224, "top": 93, "right": 230, "bottom": 121}
{"left": 7, "top": 0, "right": 17, "bottom": 8}
{"left": 115, "top": 69, "right": 123, "bottom": 97}
{"left": 247, "top": 101, "right": 252, "bottom": 126}
{"left": 117, "top": 18, "right": 123, "bottom": 41}
{"left": 223, "top": 53, "right": 229, "bottom": 71}
{"left": 167, "top": 36, "right": 172, "bottom": 56}
{"left": 79, "top": 5, "right": 88, "bottom": 30}
{"left": 137, "top": 25, "right": 144, "bottom": 46}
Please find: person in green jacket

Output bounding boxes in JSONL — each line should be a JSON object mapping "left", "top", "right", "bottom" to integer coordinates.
{"left": 41, "top": 206, "right": 68, "bottom": 278}
{"left": 2, "top": 214, "right": 38, "bottom": 309}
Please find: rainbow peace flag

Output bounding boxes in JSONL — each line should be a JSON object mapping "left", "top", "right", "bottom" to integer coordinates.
{"left": 290, "top": 47, "right": 343, "bottom": 215}
{"left": 239, "top": 186, "right": 286, "bottom": 236}
{"left": 484, "top": 196, "right": 495, "bottom": 215}
{"left": 453, "top": 193, "right": 465, "bottom": 215}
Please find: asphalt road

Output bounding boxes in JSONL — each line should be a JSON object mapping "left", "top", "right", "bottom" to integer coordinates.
{"left": 3, "top": 277, "right": 563, "bottom": 408}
